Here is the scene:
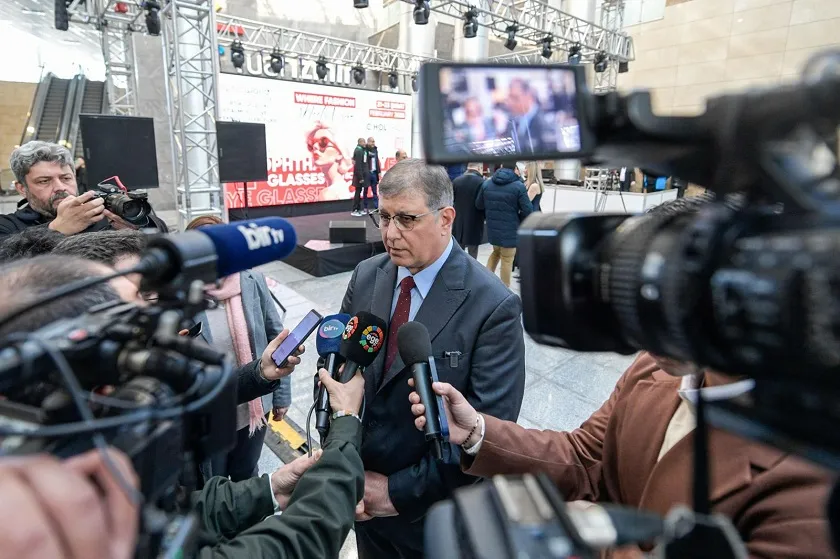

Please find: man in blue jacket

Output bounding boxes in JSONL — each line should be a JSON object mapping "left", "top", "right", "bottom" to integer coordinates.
{"left": 476, "top": 163, "right": 533, "bottom": 288}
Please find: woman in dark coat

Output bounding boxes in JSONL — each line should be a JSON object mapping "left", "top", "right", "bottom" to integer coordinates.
{"left": 451, "top": 163, "right": 486, "bottom": 259}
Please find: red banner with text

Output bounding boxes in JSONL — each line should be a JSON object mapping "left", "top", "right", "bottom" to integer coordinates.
{"left": 218, "top": 75, "right": 413, "bottom": 208}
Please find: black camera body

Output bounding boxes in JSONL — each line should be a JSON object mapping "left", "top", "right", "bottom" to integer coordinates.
{"left": 91, "top": 184, "right": 153, "bottom": 227}
{"left": 0, "top": 300, "right": 238, "bottom": 558}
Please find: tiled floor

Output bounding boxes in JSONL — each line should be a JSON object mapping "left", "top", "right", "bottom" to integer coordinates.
{"left": 253, "top": 243, "right": 637, "bottom": 559}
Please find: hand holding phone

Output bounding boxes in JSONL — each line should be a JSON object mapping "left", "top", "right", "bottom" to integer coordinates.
{"left": 271, "top": 310, "right": 323, "bottom": 368}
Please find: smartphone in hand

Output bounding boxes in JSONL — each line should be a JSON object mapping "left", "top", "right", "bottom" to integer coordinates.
{"left": 271, "top": 310, "right": 323, "bottom": 367}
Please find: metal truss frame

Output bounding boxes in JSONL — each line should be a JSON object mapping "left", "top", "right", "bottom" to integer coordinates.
{"left": 66, "top": 0, "right": 149, "bottom": 115}
{"left": 161, "top": 0, "right": 224, "bottom": 227}
{"left": 400, "top": 0, "right": 633, "bottom": 62}
{"left": 215, "top": 14, "right": 440, "bottom": 76}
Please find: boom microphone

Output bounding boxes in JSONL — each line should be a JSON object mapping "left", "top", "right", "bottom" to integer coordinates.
{"left": 136, "top": 217, "right": 297, "bottom": 291}
{"left": 339, "top": 311, "right": 388, "bottom": 383}
{"left": 315, "top": 313, "right": 351, "bottom": 439}
{"left": 398, "top": 321, "right": 446, "bottom": 460}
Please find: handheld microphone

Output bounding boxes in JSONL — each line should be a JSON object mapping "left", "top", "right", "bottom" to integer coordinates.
{"left": 338, "top": 311, "right": 388, "bottom": 383}
{"left": 398, "top": 321, "right": 448, "bottom": 460}
{"left": 136, "top": 217, "right": 297, "bottom": 291}
{"left": 315, "top": 313, "right": 351, "bottom": 438}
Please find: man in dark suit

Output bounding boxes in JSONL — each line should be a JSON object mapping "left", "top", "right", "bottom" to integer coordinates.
{"left": 451, "top": 163, "right": 485, "bottom": 259}
{"left": 339, "top": 159, "right": 526, "bottom": 558}
{"left": 504, "top": 79, "right": 554, "bottom": 154}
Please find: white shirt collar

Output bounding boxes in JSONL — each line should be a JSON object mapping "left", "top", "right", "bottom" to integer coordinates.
{"left": 395, "top": 237, "right": 454, "bottom": 299}
{"left": 678, "top": 374, "right": 755, "bottom": 405}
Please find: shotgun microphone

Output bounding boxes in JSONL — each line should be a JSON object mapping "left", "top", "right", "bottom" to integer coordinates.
{"left": 315, "top": 314, "right": 351, "bottom": 439}
{"left": 398, "top": 321, "right": 448, "bottom": 460}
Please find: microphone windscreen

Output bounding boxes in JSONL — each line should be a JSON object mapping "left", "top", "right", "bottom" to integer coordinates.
{"left": 340, "top": 311, "right": 388, "bottom": 367}
{"left": 316, "top": 313, "right": 351, "bottom": 356}
{"left": 397, "top": 321, "right": 432, "bottom": 366}
{"left": 199, "top": 217, "right": 297, "bottom": 277}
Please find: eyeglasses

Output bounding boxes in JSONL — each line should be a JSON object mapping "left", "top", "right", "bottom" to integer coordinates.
{"left": 369, "top": 208, "right": 443, "bottom": 231}
{"left": 307, "top": 136, "right": 337, "bottom": 153}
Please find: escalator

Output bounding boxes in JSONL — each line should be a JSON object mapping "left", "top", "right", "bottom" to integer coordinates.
{"left": 20, "top": 73, "right": 72, "bottom": 146}
{"left": 19, "top": 73, "right": 107, "bottom": 152}
{"left": 73, "top": 79, "right": 107, "bottom": 159}
{"left": 35, "top": 76, "right": 70, "bottom": 143}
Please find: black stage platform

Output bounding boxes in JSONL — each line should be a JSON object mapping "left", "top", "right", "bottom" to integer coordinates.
{"left": 284, "top": 212, "right": 385, "bottom": 277}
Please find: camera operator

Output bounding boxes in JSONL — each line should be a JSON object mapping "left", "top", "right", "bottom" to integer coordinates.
{"left": 0, "top": 370, "right": 365, "bottom": 559}
{"left": 0, "top": 141, "right": 167, "bottom": 239}
{"left": 408, "top": 352, "right": 834, "bottom": 558}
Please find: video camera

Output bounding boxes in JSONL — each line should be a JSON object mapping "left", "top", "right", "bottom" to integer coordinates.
{"left": 418, "top": 50, "right": 840, "bottom": 557}
{"left": 0, "top": 217, "right": 297, "bottom": 558}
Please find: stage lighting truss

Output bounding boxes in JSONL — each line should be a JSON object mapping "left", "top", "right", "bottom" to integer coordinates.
{"left": 504, "top": 24, "right": 517, "bottom": 51}
{"left": 399, "top": 0, "right": 633, "bottom": 63}
{"left": 215, "top": 14, "right": 440, "bottom": 79}
{"left": 463, "top": 7, "right": 479, "bottom": 39}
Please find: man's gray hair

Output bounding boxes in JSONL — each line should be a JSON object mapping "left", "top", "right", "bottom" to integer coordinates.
{"left": 10, "top": 141, "right": 74, "bottom": 186}
{"left": 379, "top": 159, "right": 454, "bottom": 210}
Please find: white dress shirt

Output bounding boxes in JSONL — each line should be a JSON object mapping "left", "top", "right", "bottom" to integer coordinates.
{"left": 390, "top": 237, "right": 454, "bottom": 320}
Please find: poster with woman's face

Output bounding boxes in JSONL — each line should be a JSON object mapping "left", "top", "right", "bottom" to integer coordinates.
{"left": 218, "top": 74, "right": 413, "bottom": 208}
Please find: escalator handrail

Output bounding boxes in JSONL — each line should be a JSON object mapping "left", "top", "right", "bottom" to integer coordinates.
{"left": 20, "top": 71, "right": 53, "bottom": 146}
{"left": 59, "top": 75, "right": 84, "bottom": 150}
{"left": 64, "top": 75, "right": 88, "bottom": 154}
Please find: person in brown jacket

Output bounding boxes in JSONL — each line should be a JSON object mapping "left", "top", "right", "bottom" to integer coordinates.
{"left": 408, "top": 352, "right": 834, "bottom": 558}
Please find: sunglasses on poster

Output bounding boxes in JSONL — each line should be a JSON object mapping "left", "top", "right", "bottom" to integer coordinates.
{"left": 308, "top": 137, "right": 339, "bottom": 152}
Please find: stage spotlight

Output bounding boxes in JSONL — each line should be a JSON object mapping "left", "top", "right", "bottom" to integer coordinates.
{"left": 55, "top": 0, "right": 69, "bottom": 31}
{"left": 567, "top": 43, "right": 581, "bottom": 64}
{"left": 269, "top": 48, "right": 284, "bottom": 74}
{"left": 504, "top": 24, "right": 517, "bottom": 51}
{"left": 414, "top": 1, "right": 430, "bottom": 25}
{"left": 352, "top": 65, "right": 365, "bottom": 84}
{"left": 388, "top": 71, "right": 399, "bottom": 89}
{"left": 230, "top": 40, "right": 245, "bottom": 71}
{"left": 540, "top": 36, "right": 553, "bottom": 59}
{"left": 316, "top": 57, "right": 329, "bottom": 80}
{"left": 594, "top": 52, "right": 608, "bottom": 73}
{"left": 411, "top": 74, "right": 418, "bottom": 92}
{"left": 619, "top": 60, "right": 629, "bottom": 73}
{"left": 463, "top": 7, "right": 478, "bottom": 39}
{"left": 143, "top": 0, "right": 160, "bottom": 36}
{"left": 354, "top": 0, "right": 369, "bottom": 7}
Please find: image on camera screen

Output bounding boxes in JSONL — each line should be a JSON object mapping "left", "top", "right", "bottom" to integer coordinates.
{"left": 439, "top": 67, "right": 582, "bottom": 158}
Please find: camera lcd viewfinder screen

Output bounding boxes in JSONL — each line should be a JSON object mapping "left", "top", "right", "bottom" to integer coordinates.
{"left": 438, "top": 66, "right": 584, "bottom": 159}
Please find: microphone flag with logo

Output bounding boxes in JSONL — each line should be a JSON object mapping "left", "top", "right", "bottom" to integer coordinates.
{"left": 339, "top": 311, "right": 388, "bottom": 382}
{"left": 315, "top": 313, "right": 351, "bottom": 438}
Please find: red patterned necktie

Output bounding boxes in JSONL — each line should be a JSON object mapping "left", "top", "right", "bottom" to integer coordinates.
{"left": 384, "top": 276, "right": 416, "bottom": 374}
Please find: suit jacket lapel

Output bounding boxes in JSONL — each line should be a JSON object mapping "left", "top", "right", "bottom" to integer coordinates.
{"left": 618, "top": 371, "right": 681, "bottom": 507}
{"left": 640, "top": 428, "right": 759, "bottom": 516}
{"left": 379, "top": 243, "right": 470, "bottom": 391}
{"left": 367, "top": 261, "right": 398, "bottom": 402}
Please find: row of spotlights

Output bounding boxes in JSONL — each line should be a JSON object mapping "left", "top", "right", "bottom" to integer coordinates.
{"left": 228, "top": 41, "right": 420, "bottom": 89}
{"left": 355, "top": 0, "right": 626, "bottom": 71}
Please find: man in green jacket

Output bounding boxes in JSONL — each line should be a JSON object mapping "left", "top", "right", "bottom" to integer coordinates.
{"left": 0, "top": 367, "right": 365, "bottom": 559}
